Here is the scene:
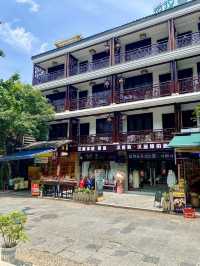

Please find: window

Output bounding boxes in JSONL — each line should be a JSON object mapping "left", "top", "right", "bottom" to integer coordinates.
{"left": 127, "top": 113, "right": 153, "bottom": 132}
{"left": 93, "top": 51, "right": 109, "bottom": 61}
{"left": 48, "top": 64, "right": 64, "bottom": 74}
{"left": 162, "top": 113, "right": 175, "bottom": 129}
{"left": 125, "top": 38, "right": 151, "bottom": 52}
{"left": 96, "top": 118, "right": 112, "bottom": 134}
{"left": 80, "top": 123, "right": 90, "bottom": 136}
{"left": 92, "top": 83, "right": 110, "bottom": 94}
{"left": 159, "top": 73, "right": 171, "bottom": 83}
{"left": 79, "top": 91, "right": 88, "bottom": 99}
{"left": 125, "top": 73, "right": 153, "bottom": 90}
{"left": 182, "top": 110, "right": 197, "bottom": 128}
{"left": 79, "top": 61, "right": 88, "bottom": 73}
{"left": 49, "top": 123, "right": 68, "bottom": 140}
{"left": 178, "top": 68, "right": 193, "bottom": 79}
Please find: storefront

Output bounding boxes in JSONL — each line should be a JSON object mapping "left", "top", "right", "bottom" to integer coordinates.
{"left": 78, "top": 145, "right": 128, "bottom": 190}
{"left": 0, "top": 140, "right": 78, "bottom": 193}
{"left": 128, "top": 149, "right": 175, "bottom": 192}
{"left": 169, "top": 132, "right": 200, "bottom": 208}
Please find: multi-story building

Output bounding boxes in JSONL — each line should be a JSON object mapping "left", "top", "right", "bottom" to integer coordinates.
{"left": 32, "top": 0, "right": 200, "bottom": 192}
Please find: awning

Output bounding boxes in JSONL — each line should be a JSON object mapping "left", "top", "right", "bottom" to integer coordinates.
{"left": 23, "top": 139, "right": 72, "bottom": 150}
{"left": 0, "top": 149, "right": 55, "bottom": 162}
{"left": 169, "top": 133, "right": 200, "bottom": 149}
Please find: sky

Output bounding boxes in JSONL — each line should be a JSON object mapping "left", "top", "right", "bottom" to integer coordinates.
{"left": 0, "top": 0, "right": 161, "bottom": 84}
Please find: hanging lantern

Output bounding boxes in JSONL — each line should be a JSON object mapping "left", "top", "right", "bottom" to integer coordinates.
{"left": 118, "top": 76, "right": 124, "bottom": 84}
{"left": 89, "top": 49, "right": 96, "bottom": 55}
{"left": 115, "top": 38, "right": 121, "bottom": 49}
{"left": 121, "top": 114, "right": 127, "bottom": 121}
{"left": 105, "top": 41, "right": 110, "bottom": 52}
{"left": 104, "top": 79, "right": 110, "bottom": 88}
{"left": 107, "top": 114, "right": 113, "bottom": 122}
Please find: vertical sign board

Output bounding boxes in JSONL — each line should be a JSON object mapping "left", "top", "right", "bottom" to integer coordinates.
{"left": 31, "top": 182, "right": 40, "bottom": 197}
{"left": 95, "top": 169, "right": 105, "bottom": 198}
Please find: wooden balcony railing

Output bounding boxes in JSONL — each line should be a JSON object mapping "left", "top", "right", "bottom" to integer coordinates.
{"left": 49, "top": 77, "right": 200, "bottom": 113}
{"left": 33, "top": 69, "right": 65, "bottom": 85}
{"left": 51, "top": 99, "right": 65, "bottom": 113}
{"left": 79, "top": 134, "right": 112, "bottom": 145}
{"left": 69, "top": 91, "right": 112, "bottom": 111}
{"left": 115, "top": 40, "right": 169, "bottom": 64}
{"left": 176, "top": 32, "right": 200, "bottom": 49}
{"left": 69, "top": 57, "right": 110, "bottom": 76}
{"left": 33, "top": 32, "right": 200, "bottom": 85}
{"left": 119, "top": 129, "right": 175, "bottom": 144}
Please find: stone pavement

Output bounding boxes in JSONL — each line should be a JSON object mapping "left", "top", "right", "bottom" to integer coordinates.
{"left": 97, "top": 192, "right": 162, "bottom": 212}
{"left": 0, "top": 195, "right": 200, "bottom": 266}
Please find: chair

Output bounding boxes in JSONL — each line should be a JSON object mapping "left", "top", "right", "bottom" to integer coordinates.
{"left": 154, "top": 191, "right": 162, "bottom": 208}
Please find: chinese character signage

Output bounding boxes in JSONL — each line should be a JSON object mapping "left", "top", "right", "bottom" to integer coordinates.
{"left": 154, "top": 0, "right": 192, "bottom": 14}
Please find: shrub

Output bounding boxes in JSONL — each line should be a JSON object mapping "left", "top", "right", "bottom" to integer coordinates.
{"left": 0, "top": 211, "right": 28, "bottom": 248}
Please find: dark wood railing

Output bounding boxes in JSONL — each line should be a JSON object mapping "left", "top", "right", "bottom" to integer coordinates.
{"left": 69, "top": 91, "right": 112, "bottom": 111}
{"left": 119, "top": 129, "right": 175, "bottom": 144}
{"left": 79, "top": 134, "right": 112, "bottom": 145}
{"left": 50, "top": 77, "right": 200, "bottom": 113}
{"left": 33, "top": 32, "right": 200, "bottom": 85}
{"left": 33, "top": 69, "right": 65, "bottom": 85}
{"left": 79, "top": 129, "right": 175, "bottom": 145}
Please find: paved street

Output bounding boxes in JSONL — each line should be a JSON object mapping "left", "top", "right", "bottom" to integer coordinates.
{"left": 0, "top": 195, "right": 200, "bottom": 266}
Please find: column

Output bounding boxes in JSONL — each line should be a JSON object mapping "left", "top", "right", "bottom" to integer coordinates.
{"left": 64, "top": 85, "right": 70, "bottom": 110}
{"left": 170, "top": 60, "right": 178, "bottom": 94}
{"left": 112, "top": 112, "right": 120, "bottom": 143}
{"left": 65, "top": 53, "right": 70, "bottom": 77}
{"left": 111, "top": 75, "right": 117, "bottom": 104}
{"left": 174, "top": 103, "right": 182, "bottom": 132}
{"left": 109, "top": 37, "right": 115, "bottom": 66}
{"left": 168, "top": 18, "right": 176, "bottom": 51}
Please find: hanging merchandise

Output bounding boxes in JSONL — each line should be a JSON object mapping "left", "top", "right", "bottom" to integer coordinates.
{"left": 167, "top": 169, "right": 176, "bottom": 188}
{"left": 132, "top": 170, "right": 140, "bottom": 189}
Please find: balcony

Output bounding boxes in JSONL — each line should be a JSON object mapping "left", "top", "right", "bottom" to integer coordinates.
{"left": 69, "top": 91, "right": 112, "bottom": 111}
{"left": 51, "top": 99, "right": 66, "bottom": 113}
{"left": 79, "top": 134, "right": 112, "bottom": 145}
{"left": 69, "top": 57, "right": 110, "bottom": 76}
{"left": 33, "top": 32, "right": 200, "bottom": 86}
{"left": 33, "top": 69, "right": 65, "bottom": 85}
{"left": 119, "top": 129, "right": 175, "bottom": 144}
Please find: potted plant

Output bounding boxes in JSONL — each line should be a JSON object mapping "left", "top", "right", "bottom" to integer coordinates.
{"left": 0, "top": 211, "right": 28, "bottom": 264}
{"left": 115, "top": 171, "right": 125, "bottom": 194}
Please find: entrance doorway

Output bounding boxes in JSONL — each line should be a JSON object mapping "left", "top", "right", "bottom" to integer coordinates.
{"left": 128, "top": 152, "right": 175, "bottom": 193}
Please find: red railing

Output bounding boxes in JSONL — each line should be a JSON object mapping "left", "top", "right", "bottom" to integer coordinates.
{"left": 176, "top": 32, "right": 200, "bottom": 49}
{"left": 33, "top": 32, "right": 200, "bottom": 85}
{"left": 69, "top": 91, "right": 112, "bottom": 111}
{"left": 69, "top": 56, "right": 110, "bottom": 76}
{"left": 33, "top": 69, "right": 64, "bottom": 85}
{"left": 115, "top": 40, "right": 169, "bottom": 64}
{"left": 79, "top": 134, "right": 112, "bottom": 145}
{"left": 119, "top": 129, "right": 175, "bottom": 144}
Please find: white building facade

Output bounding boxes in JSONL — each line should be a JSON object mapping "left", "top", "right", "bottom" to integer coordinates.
{"left": 32, "top": 0, "right": 200, "bottom": 192}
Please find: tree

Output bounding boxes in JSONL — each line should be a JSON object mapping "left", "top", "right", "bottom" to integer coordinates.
{"left": 0, "top": 74, "right": 54, "bottom": 154}
{"left": 0, "top": 49, "right": 5, "bottom": 57}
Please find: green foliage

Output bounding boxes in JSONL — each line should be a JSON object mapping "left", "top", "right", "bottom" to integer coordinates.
{"left": 0, "top": 49, "right": 5, "bottom": 57}
{"left": 0, "top": 211, "right": 28, "bottom": 248}
{"left": 0, "top": 74, "right": 54, "bottom": 153}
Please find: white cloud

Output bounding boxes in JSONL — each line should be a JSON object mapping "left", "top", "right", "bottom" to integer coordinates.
{"left": 16, "top": 0, "right": 40, "bottom": 12}
{"left": 0, "top": 22, "right": 37, "bottom": 53}
{"left": 39, "top": 42, "right": 49, "bottom": 53}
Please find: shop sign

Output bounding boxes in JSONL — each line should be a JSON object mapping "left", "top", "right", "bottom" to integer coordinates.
{"left": 78, "top": 143, "right": 169, "bottom": 153}
{"left": 154, "top": 0, "right": 192, "bottom": 14}
{"left": 34, "top": 157, "right": 48, "bottom": 164}
{"left": 31, "top": 182, "right": 40, "bottom": 197}
{"left": 95, "top": 169, "right": 105, "bottom": 197}
{"left": 128, "top": 152, "right": 174, "bottom": 160}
